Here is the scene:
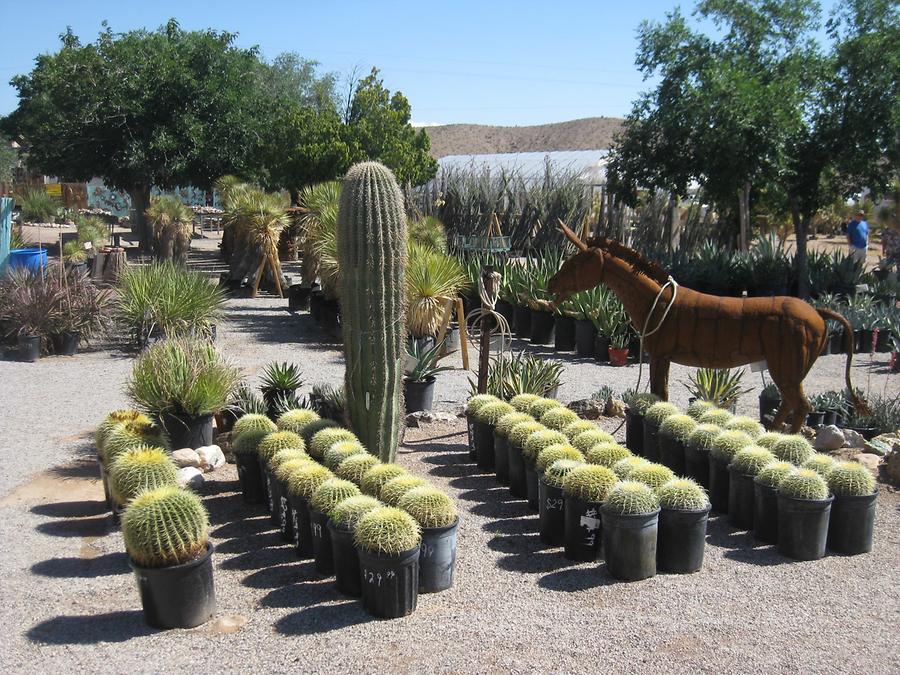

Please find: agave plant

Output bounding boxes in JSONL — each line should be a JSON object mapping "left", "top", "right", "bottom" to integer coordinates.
{"left": 405, "top": 339, "right": 454, "bottom": 382}
{"left": 479, "top": 350, "right": 564, "bottom": 399}
{"left": 406, "top": 242, "right": 468, "bottom": 338}
{"left": 310, "top": 383, "right": 346, "bottom": 422}
{"left": 260, "top": 362, "right": 304, "bottom": 409}
{"left": 522, "top": 249, "right": 567, "bottom": 311}
{"left": 684, "top": 368, "right": 752, "bottom": 409}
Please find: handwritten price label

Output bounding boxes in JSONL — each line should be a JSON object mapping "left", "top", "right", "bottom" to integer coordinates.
{"left": 546, "top": 497, "right": 564, "bottom": 511}
{"left": 362, "top": 568, "right": 397, "bottom": 587}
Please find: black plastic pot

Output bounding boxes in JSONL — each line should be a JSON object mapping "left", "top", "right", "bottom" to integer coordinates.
{"left": 708, "top": 455, "right": 730, "bottom": 513}
{"left": 309, "top": 508, "right": 334, "bottom": 575}
{"left": 642, "top": 418, "right": 661, "bottom": 462}
{"left": 753, "top": 481, "right": 779, "bottom": 544}
{"left": 777, "top": 493, "right": 833, "bottom": 561}
{"left": 257, "top": 456, "right": 271, "bottom": 514}
{"left": 404, "top": 376, "right": 435, "bottom": 413}
{"left": 277, "top": 480, "right": 294, "bottom": 543}
{"left": 99, "top": 462, "right": 112, "bottom": 511}
{"left": 507, "top": 441, "right": 527, "bottom": 498}
{"left": 845, "top": 425, "right": 879, "bottom": 441}
{"left": 601, "top": 508, "right": 660, "bottom": 581}
{"left": 493, "top": 432, "right": 510, "bottom": 485}
{"left": 288, "top": 493, "right": 314, "bottom": 559}
{"left": 658, "top": 435, "right": 686, "bottom": 475}
{"left": 827, "top": 490, "right": 877, "bottom": 555}
{"left": 18, "top": 333, "right": 41, "bottom": 362}
{"left": 329, "top": 521, "right": 361, "bottom": 597}
{"left": 496, "top": 299, "right": 515, "bottom": 330}
{"left": 657, "top": 505, "right": 710, "bottom": 574}
{"left": 538, "top": 478, "right": 566, "bottom": 546}
{"left": 309, "top": 291, "right": 324, "bottom": 320}
{"left": 625, "top": 409, "right": 644, "bottom": 455}
{"left": 474, "top": 421, "right": 495, "bottom": 470}
{"left": 160, "top": 412, "right": 214, "bottom": 451}
{"left": 875, "top": 329, "right": 892, "bottom": 353}
{"left": 465, "top": 412, "right": 477, "bottom": 460}
{"left": 419, "top": 519, "right": 458, "bottom": 593}
{"left": 358, "top": 546, "right": 420, "bottom": 619}
{"left": 525, "top": 463, "right": 539, "bottom": 511}
{"left": 594, "top": 334, "right": 611, "bottom": 363}
{"left": 859, "top": 329, "right": 874, "bottom": 353}
{"left": 52, "top": 331, "right": 81, "bottom": 356}
{"left": 758, "top": 392, "right": 781, "bottom": 424}
{"left": 574, "top": 320, "right": 596, "bottom": 358}
{"left": 442, "top": 325, "right": 461, "bottom": 355}
{"left": 530, "top": 309, "right": 555, "bottom": 345}
{"left": 684, "top": 444, "right": 710, "bottom": 488}
{"left": 823, "top": 409, "right": 839, "bottom": 427}
{"left": 234, "top": 452, "right": 265, "bottom": 504}
{"left": 727, "top": 468, "right": 756, "bottom": 530}
{"left": 266, "top": 466, "right": 282, "bottom": 527}
{"left": 563, "top": 496, "right": 603, "bottom": 561}
{"left": 830, "top": 330, "right": 844, "bottom": 354}
{"left": 553, "top": 315, "right": 576, "bottom": 352}
{"left": 320, "top": 299, "right": 341, "bottom": 337}
{"left": 130, "top": 543, "right": 216, "bottom": 629}
{"left": 805, "top": 410, "right": 826, "bottom": 428}
{"left": 513, "top": 305, "right": 531, "bottom": 339}
{"left": 288, "top": 284, "right": 311, "bottom": 311}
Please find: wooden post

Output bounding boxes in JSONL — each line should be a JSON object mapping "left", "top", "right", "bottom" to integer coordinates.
{"left": 456, "top": 298, "right": 469, "bottom": 370}
{"left": 434, "top": 297, "right": 454, "bottom": 348}
{"left": 477, "top": 265, "right": 495, "bottom": 394}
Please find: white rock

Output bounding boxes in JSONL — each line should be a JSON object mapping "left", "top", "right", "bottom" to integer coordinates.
{"left": 171, "top": 448, "right": 202, "bottom": 468}
{"left": 405, "top": 410, "right": 457, "bottom": 426}
{"left": 197, "top": 445, "right": 226, "bottom": 471}
{"left": 842, "top": 429, "right": 866, "bottom": 448}
{"left": 177, "top": 466, "right": 205, "bottom": 490}
{"left": 814, "top": 425, "right": 845, "bottom": 451}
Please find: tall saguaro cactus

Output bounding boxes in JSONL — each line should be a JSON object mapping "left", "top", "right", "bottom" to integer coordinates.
{"left": 337, "top": 162, "right": 408, "bottom": 463}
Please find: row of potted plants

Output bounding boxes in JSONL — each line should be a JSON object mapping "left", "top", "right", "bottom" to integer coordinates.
{"left": 759, "top": 385, "right": 900, "bottom": 437}
{"left": 814, "top": 293, "right": 899, "bottom": 356}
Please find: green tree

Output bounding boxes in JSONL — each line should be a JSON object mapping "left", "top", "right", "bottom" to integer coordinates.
{"left": 0, "top": 136, "right": 18, "bottom": 184}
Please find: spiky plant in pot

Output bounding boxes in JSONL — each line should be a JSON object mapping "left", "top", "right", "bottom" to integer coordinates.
{"left": 686, "top": 400, "right": 715, "bottom": 420}
{"left": 270, "top": 448, "right": 310, "bottom": 470}
{"left": 335, "top": 453, "right": 381, "bottom": 484}
{"left": 710, "top": 430, "right": 754, "bottom": 463}
{"left": 523, "top": 429, "right": 568, "bottom": 463}
{"left": 827, "top": 461, "right": 875, "bottom": 496}
{"left": 603, "top": 481, "right": 660, "bottom": 515}
{"left": 475, "top": 400, "right": 515, "bottom": 425}
{"left": 561, "top": 419, "right": 596, "bottom": 441}
{"left": 96, "top": 410, "right": 144, "bottom": 454}
{"left": 398, "top": 486, "right": 458, "bottom": 528}
{"left": 755, "top": 461, "right": 795, "bottom": 488}
{"left": 300, "top": 418, "right": 342, "bottom": 449}
{"left": 507, "top": 420, "right": 545, "bottom": 448}
{"left": 657, "top": 478, "right": 709, "bottom": 510}
{"left": 613, "top": 456, "right": 650, "bottom": 479}
{"left": 103, "top": 419, "right": 168, "bottom": 466}
{"left": 585, "top": 442, "right": 632, "bottom": 467}
{"left": 232, "top": 429, "right": 269, "bottom": 456}
{"left": 361, "top": 463, "right": 407, "bottom": 497}
{"left": 778, "top": 468, "right": 829, "bottom": 500}
{"left": 698, "top": 408, "right": 733, "bottom": 426}
{"left": 630, "top": 462, "right": 675, "bottom": 489}
{"left": 260, "top": 362, "right": 303, "bottom": 408}
{"left": 644, "top": 402, "right": 679, "bottom": 427}
{"left": 527, "top": 397, "right": 563, "bottom": 420}
{"left": 755, "top": 432, "right": 784, "bottom": 450}
{"left": 275, "top": 458, "right": 315, "bottom": 484}
{"left": 310, "top": 428, "right": 359, "bottom": 461}
{"left": 330, "top": 494, "right": 381, "bottom": 529}
{"left": 310, "top": 478, "right": 361, "bottom": 516}
{"left": 354, "top": 506, "right": 421, "bottom": 555}
{"left": 730, "top": 446, "right": 776, "bottom": 475}
{"left": 233, "top": 413, "right": 277, "bottom": 439}
{"left": 122, "top": 486, "right": 209, "bottom": 567}
{"left": 543, "top": 458, "right": 584, "bottom": 488}
{"left": 801, "top": 453, "right": 836, "bottom": 477}
{"left": 380, "top": 475, "right": 428, "bottom": 506}
{"left": 109, "top": 446, "right": 178, "bottom": 506}
{"left": 771, "top": 435, "right": 814, "bottom": 466}
{"left": 659, "top": 414, "right": 697, "bottom": 442}
{"left": 466, "top": 394, "right": 499, "bottom": 416}
{"left": 324, "top": 440, "right": 367, "bottom": 470}
{"left": 725, "top": 416, "right": 764, "bottom": 439}
{"left": 510, "top": 393, "right": 540, "bottom": 413}
{"left": 536, "top": 444, "right": 584, "bottom": 473}
{"left": 258, "top": 431, "right": 305, "bottom": 465}
{"left": 540, "top": 407, "right": 579, "bottom": 431}
{"left": 495, "top": 412, "right": 532, "bottom": 438}
{"left": 571, "top": 428, "right": 616, "bottom": 454}
{"left": 285, "top": 463, "right": 333, "bottom": 500}
{"left": 687, "top": 424, "right": 721, "bottom": 453}
{"left": 276, "top": 408, "right": 320, "bottom": 434}
{"left": 627, "top": 392, "right": 660, "bottom": 416}
{"left": 562, "top": 464, "right": 618, "bottom": 502}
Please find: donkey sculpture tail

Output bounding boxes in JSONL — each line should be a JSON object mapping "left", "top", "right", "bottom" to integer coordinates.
{"left": 816, "top": 307, "right": 870, "bottom": 416}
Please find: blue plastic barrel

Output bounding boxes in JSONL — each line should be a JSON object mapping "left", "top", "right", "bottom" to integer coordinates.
{"left": 8, "top": 248, "right": 48, "bottom": 272}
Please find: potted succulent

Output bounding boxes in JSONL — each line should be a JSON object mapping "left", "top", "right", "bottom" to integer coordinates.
{"left": 284, "top": 462, "right": 333, "bottom": 558}
{"left": 684, "top": 423, "right": 720, "bottom": 488}
{"left": 308, "top": 478, "right": 361, "bottom": 575}
{"left": 360, "top": 463, "right": 407, "bottom": 500}
{"left": 826, "top": 461, "right": 878, "bottom": 555}
{"left": 404, "top": 339, "right": 454, "bottom": 413}
{"left": 260, "top": 362, "right": 304, "bottom": 420}
{"left": 801, "top": 452, "right": 836, "bottom": 477}
{"left": 334, "top": 453, "right": 381, "bottom": 485}
{"left": 51, "top": 270, "right": 112, "bottom": 356}
{"left": 622, "top": 392, "right": 660, "bottom": 455}
{"left": 257, "top": 431, "right": 305, "bottom": 521}
{"left": 686, "top": 367, "right": 751, "bottom": 412}
{"left": 465, "top": 394, "right": 500, "bottom": 459}
{"left": 562, "top": 463, "right": 618, "bottom": 561}
{"left": 612, "top": 456, "right": 651, "bottom": 480}
{"left": 698, "top": 407, "right": 733, "bottom": 427}
{"left": 584, "top": 442, "right": 632, "bottom": 468}
{"left": 509, "top": 393, "right": 540, "bottom": 413}
{"left": 270, "top": 450, "right": 311, "bottom": 541}
{"left": 232, "top": 429, "right": 270, "bottom": 504}
{"left": 727, "top": 446, "right": 776, "bottom": 530}
{"left": 562, "top": 419, "right": 597, "bottom": 442}
{"left": 642, "top": 402, "right": 679, "bottom": 462}
{"left": 656, "top": 478, "right": 711, "bottom": 574}
{"left": 813, "top": 391, "right": 846, "bottom": 426}
{"left": 506, "top": 419, "right": 545, "bottom": 500}
{"left": 323, "top": 440, "right": 367, "bottom": 471}
{"left": 686, "top": 399, "right": 716, "bottom": 420}
{"left": 380, "top": 475, "right": 429, "bottom": 507}
{"left": 777, "top": 469, "right": 833, "bottom": 561}
{"left": 552, "top": 299, "right": 577, "bottom": 352}
{"left": 752, "top": 461, "right": 794, "bottom": 544}
{"left": 493, "top": 411, "right": 531, "bottom": 486}
{"left": 540, "top": 406, "right": 580, "bottom": 432}
{"left": 527, "top": 396, "right": 563, "bottom": 420}
{"left": 630, "top": 462, "right": 675, "bottom": 491}
{"left": 771, "top": 434, "right": 815, "bottom": 466}
{"left": 607, "top": 332, "right": 630, "bottom": 366}
{"left": 571, "top": 428, "right": 617, "bottom": 456}
{"left": 308, "top": 427, "right": 359, "bottom": 462}
{"left": 95, "top": 410, "right": 156, "bottom": 510}
{"left": 276, "top": 407, "right": 321, "bottom": 434}
{"left": 108, "top": 446, "right": 178, "bottom": 518}
{"left": 724, "top": 416, "right": 765, "bottom": 439}
{"left": 122, "top": 486, "right": 214, "bottom": 629}
{"left": 220, "top": 385, "right": 267, "bottom": 434}
{"left": 708, "top": 431, "right": 754, "bottom": 512}
{"left": 472, "top": 400, "right": 515, "bottom": 471}
{"left": 398, "top": 486, "right": 459, "bottom": 593}
{"left": 354, "top": 506, "right": 422, "bottom": 618}
{"left": 538, "top": 458, "right": 584, "bottom": 546}
{"left": 328, "top": 495, "right": 382, "bottom": 596}
{"left": 570, "top": 289, "right": 599, "bottom": 358}
{"left": 522, "top": 429, "right": 568, "bottom": 511}
{"left": 657, "top": 414, "right": 698, "bottom": 475}
{"left": 601, "top": 481, "right": 661, "bottom": 581}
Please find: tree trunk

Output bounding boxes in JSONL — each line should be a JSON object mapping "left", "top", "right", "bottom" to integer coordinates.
{"left": 738, "top": 182, "right": 751, "bottom": 253}
{"left": 127, "top": 184, "right": 152, "bottom": 252}
{"left": 791, "top": 200, "right": 810, "bottom": 299}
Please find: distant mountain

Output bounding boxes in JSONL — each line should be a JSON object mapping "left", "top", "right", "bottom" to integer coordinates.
{"left": 422, "top": 116, "right": 625, "bottom": 158}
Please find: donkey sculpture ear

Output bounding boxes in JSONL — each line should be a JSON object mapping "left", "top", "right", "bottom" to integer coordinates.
{"left": 558, "top": 219, "right": 588, "bottom": 252}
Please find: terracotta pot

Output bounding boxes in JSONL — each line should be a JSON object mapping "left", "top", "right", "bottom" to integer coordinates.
{"left": 608, "top": 347, "right": 629, "bottom": 367}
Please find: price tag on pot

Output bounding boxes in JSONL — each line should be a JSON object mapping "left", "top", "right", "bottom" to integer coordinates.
{"left": 83, "top": 241, "right": 92, "bottom": 250}
{"left": 580, "top": 515, "right": 601, "bottom": 531}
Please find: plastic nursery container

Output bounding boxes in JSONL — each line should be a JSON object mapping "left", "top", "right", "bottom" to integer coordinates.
{"left": 493, "top": 432, "right": 510, "bottom": 485}
{"left": 234, "top": 453, "right": 265, "bottom": 504}
{"left": 309, "top": 508, "right": 334, "bottom": 575}
{"left": 753, "top": 481, "right": 779, "bottom": 544}
{"left": 684, "top": 444, "right": 710, "bottom": 488}
{"left": 513, "top": 305, "right": 531, "bottom": 339}
{"left": 358, "top": 546, "right": 420, "bottom": 619}
{"left": 507, "top": 441, "right": 528, "bottom": 499}
{"left": 601, "top": 507, "right": 660, "bottom": 582}
{"left": 657, "top": 505, "right": 710, "bottom": 574}
{"left": 9, "top": 247, "right": 48, "bottom": 272}
{"left": 708, "top": 455, "right": 731, "bottom": 513}
{"left": 277, "top": 479, "right": 294, "bottom": 543}
{"left": 554, "top": 314, "right": 576, "bottom": 352}
{"left": 130, "top": 543, "right": 216, "bottom": 629}
{"left": 474, "top": 421, "right": 495, "bottom": 470}
{"left": 465, "top": 412, "right": 477, "bottom": 460}
{"left": 827, "top": 490, "right": 877, "bottom": 555}
{"left": 418, "top": 519, "right": 459, "bottom": 593}
{"left": 266, "top": 466, "right": 281, "bottom": 527}
{"left": 525, "top": 462, "right": 540, "bottom": 511}
{"left": 288, "top": 493, "right": 315, "bottom": 559}
{"left": 530, "top": 309, "right": 555, "bottom": 345}
{"left": 658, "top": 435, "right": 687, "bottom": 475}
{"left": 642, "top": 418, "right": 662, "bottom": 462}
{"left": 727, "top": 468, "right": 756, "bottom": 530}
{"left": 257, "top": 456, "right": 271, "bottom": 514}
{"left": 777, "top": 493, "right": 833, "bottom": 561}
{"left": 564, "top": 496, "right": 603, "bottom": 562}
{"left": 574, "top": 319, "right": 596, "bottom": 358}
{"left": 625, "top": 409, "right": 645, "bottom": 455}
{"left": 160, "top": 412, "right": 214, "bottom": 452}
{"left": 328, "top": 521, "right": 362, "bottom": 597}
{"left": 538, "top": 478, "right": 566, "bottom": 546}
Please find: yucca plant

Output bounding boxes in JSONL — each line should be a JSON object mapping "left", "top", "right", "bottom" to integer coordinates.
{"left": 297, "top": 180, "right": 341, "bottom": 289}
{"left": 406, "top": 242, "right": 467, "bottom": 338}
{"left": 684, "top": 368, "right": 752, "bottom": 409}
{"left": 145, "top": 195, "right": 193, "bottom": 265}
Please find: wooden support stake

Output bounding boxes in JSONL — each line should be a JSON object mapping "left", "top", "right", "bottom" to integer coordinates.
{"left": 477, "top": 265, "right": 495, "bottom": 394}
{"left": 269, "top": 253, "right": 284, "bottom": 298}
{"left": 250, "top": 256, "right": 267, "bottom": 298}
{"left": 456, "top": 297, "right": 469, "bottom": 371}
{"left": 435, "top": 297, "right": 454, "bottom": 348}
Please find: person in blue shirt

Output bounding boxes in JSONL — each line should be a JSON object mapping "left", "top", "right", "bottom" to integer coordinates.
{"left": 846, "top": 209, "right": 868, "bottom": 265}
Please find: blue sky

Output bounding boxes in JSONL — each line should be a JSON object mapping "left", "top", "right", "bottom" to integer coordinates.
{"left": 0, "top": 1, "right": 837, "bottom": 126}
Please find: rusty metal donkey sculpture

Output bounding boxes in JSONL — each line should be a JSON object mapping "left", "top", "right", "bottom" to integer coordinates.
{"left": 548, "top": 222, "right": 867, "bottom": 432}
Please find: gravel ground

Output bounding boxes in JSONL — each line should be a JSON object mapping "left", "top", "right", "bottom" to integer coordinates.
{"left": 0, "top": 246, "right": 898, "bottom": 673}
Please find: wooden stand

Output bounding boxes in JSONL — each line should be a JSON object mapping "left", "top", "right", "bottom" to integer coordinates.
{"left": 435, "top": 297, "right": 470, "bottom": 370}
{"left": 477, "top": 266, "right": 496, "bottom": 394}
{"left": 250, "top": 252, "right": 284, "bottom": 298}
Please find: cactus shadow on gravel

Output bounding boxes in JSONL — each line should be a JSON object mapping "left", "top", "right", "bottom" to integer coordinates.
{"left": 31, "top": 552, "right": 129, "bottom": 578}
{"left": 31, "top": 499, "right": 108, "bottom": 519}
{"left": 274, "top": 601, "right": 372, "bottom": 636}
{"left": 539, "top": 565, "right": 618, "bottom": 592}
{"left": 27, "top": 611, "right": 155, "bottom": 644}
{"left": 36, "top": 515, "right": 115, "bottom": 538}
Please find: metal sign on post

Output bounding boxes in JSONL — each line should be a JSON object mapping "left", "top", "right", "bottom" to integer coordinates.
{"left": 0, "top": 197, "right": 12, "bottom": 275}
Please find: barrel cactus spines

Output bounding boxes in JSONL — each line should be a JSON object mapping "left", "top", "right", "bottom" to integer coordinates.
{"left": 96, "top": 410, "right": 143, "bottom": 453}
{"left": 507, "top": 420, "right": 545, "bottom": 448}
{"left": 543, "top": 458, "right": 584, "bottom": 488}
{"left": 324, "top": 440, "right": 367, "bottom": 470}
{"left": 628, "top": 392, "right": 660, "bottom": 416}
{"left": 572, "top": 429, "right": 616, "bottom": 454}
{"left": 109, "top": 446, "right": 178, "bottom": 506}
{"left": 527, "top": 397, "right": 563, "bottom": 420}
{"left": 232, "top": 428, "right": 269, "bottom": 456}
{"left": 258, "top": 431, "right": 305, "bottom": 464}
{"left": 730, "top": 446, "right": 776, "bottom": 476}
{"left": 338, "top": 162, "right": 408, "bottom": 464}
{"left": 535, "top": 444, "right": 584, "bottom": 473}
{"left": 755, "top": 461, "right": 795, "bottom": 488}
{"left": 335, "top": 453, "right": 381, "bottom": 485}
{"left": 613, "top": 456, "right": 651, "bottom": 480}
{"left": 309, "top": 428, "right": 359, "bottom": 461}
{"left": 329, "top": 494, "right": 381, "bottom": 529}
{"left": 657, "top": 478, "right": 709, "bottom": 511}
{"left": 725, "top": 416, "right": 765, "bottom": 439}
{"left": 686, "top": 399, "right": 715, "bottom": 420}
{"left": 122, "top": 485, "right": 209, "bottom": 568}
{"left": 540, "top": 406, "right": 580, "bottom": 431}
{"left": 604, "top": 481, "right": 660, "bottom": 515}
{"left": 771, "top": 434, "right": 814, "bottom": 466}
{"left": 698, "top": 408, "right": 733, "bottom": 426}
{"left": 276, "top": 408, "right": 320, "bottom": 434}
{"left": 561, "top": 419, "right": 597, "bottom": 441}
{"left": 687, "top": 423, "right": 722, "bottom": 453}
{"left": 285, "top": 462, "right": 333, "bottom": 500}
{"left": 562, "top": 464, "right": 618, "bottom": 502}
{"left": 644, "top": 401, "right": 679, "bottom": 426}
{"left": 380, "top": 475, "right": 428, "bottom": 506}
{"left": 802, "top": 453, "right": 837, "bottom": 477}
{"left": 827, "top": 461, "right": 876, "bottom": 496}
{"left": 630, "top": 462, "right": 675, "bottom": 489}
{"left": 233, "top": 413, "right": 277, "bottom": 440}
{"left": 466, "top": 394, "right": 499, "bottom": 416}
{"left": 300, "top": 418, "right": 341, "bottom": 448}
{"left": 310, "top": 478, "right": 361, "bottom": 516}
{"left": 360, "top": 463, "right": 407, "bottom": 498}
{"left": 354, "top": 506, "right": 421, "bottom": 555}
{"left": 398, "top": 486, "right": 458, "bottom": 528}
{"left": 509, "top": 393, "right": 540, "bottom": 413}
{"left": 585, "top": 442, "right": 632, "bottom": 468}
{"left": 756, "top": 432, "right": 784, "bottom": 450}
{"left": 103, "top": 418, "right": 168, "bottom": 465}
{"left": 522, "top": 429, "right": 568, "bottom": 463}
{"left": 778, "top": 468, "right": 829, "bottom": 500}
{"left": 475, "top": 400, "right": 515, "bottom": 425}
{"left": 659, "top": 414, "right": 698, "bottom": 442}
{"left": 710, "top": 430, "right": 754, "bottom": 462}
{"left": 270, "top": 448, "right": 310, "bottom": 470}
{"left": 275, "top": 457, "right": 315, "bottom": 484}
{"left": 495, "top": 412, "right": 533, "bottom": 438}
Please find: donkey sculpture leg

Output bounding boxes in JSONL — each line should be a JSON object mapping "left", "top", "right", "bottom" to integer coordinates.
{"left": 648, "top": 356, "right": 671, "bottom": 401}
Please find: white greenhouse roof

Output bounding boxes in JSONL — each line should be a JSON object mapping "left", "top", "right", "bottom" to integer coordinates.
{"left": 437, "top": 149, "right": 609, "bottom": 184}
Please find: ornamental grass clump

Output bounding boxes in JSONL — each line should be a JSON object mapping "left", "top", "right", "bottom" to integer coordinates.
{"left": 309, "top": 428, "right": 359, "bottom": 461}
{"left": 827, "top": 461, "right": 876, "bottom": 496}
{"left": 508, "top": 420, "right": 545, "bottom": 448}
{"left": 771, "top": 435, "right": 814, "bottom": 466}
{"left": 475, "top": 400, "right": 515, "bottom": 425}
{"left": 571, "top": 428, "right": 616, "bottom": 454}
{"left": 535, "top": 444, "right": 584, "bottom": 473}
{"left": 285, "top": 463, "right": 332, "bottom": 500}
{"left": 562, "top": 464, "right": 618, "bottom": 502}
{"left": 755, "top": 461, "right": 795, "bottom": 488}
{"left": 644, "top": 402, "right": 679, "bottom": 426}
{"left": 232, "top": 413, "right": 277, "bottom": 440}
{"left": 330, "top": 495, "right": 381, "bottom": 530}
{"left": 361, "top": 463, "right": 407, "bottom": 498}
{"left": 380, "top": 475, "right": 428, "bottom": 506}
{"left": 543, "top": 458, "right": 584, "bottom": 488}
{"left": 523, "top": 429, "right": 568, "bottom": 462}
{"left": 710, "top": 430, "right": 753, "bottom": 462}
{"left": 613, "top": 456, "right": 651, "bottom": 479}
{"left": 604, "top": 481, "right": 659, "bottom": 515}
{"left": 109, "top": 446, "right": 178, "bottom": 506}
{"left": 687, "top": 424, "right": 721, "bottom": 453}
{"left": 755, "top": 432, "right": 784, "bottom": 450}
{"left": 659, "top": 414, "right": 698, "bottom": 442}
{"left": 335, "top": 453, "right": 381, "bottom": 484}
{"left": 258, "top": 431, "right": 304, "bottom": 464}
{"left": 122, "top": 486, "right": 209, "bottom": 567}
{"left": 630, "top": 462, "right": 675, "bottom": 490}
{"left": 698, "top": 408, "right": 733, "bottom": 426}
{"left": 730, "top": 446, "right": 776, "bottom": 476}
{"left": 495, "top": 412, "right": 532, "bottom": 438}
{"left": 561, "top": 419, "right": 596, "bottom": 441}
{"left": 398, "top": 486, "right": 458, "bottom": 528}
{"left": 657, "top": 478, "right": 709, "bottom": 510}
{"left": 725, "top": 416, "right": 764, "bottom": 439}
{"left": 686, "top": 399, "right": 716, "bottom": 420}
{"left": 540, "top": 407, "right": 579, "bottom": 431}
{"left": 585, "top": 442, "right": 632, "bottom": 467}
{"left": 466, "top": 394, "right": 498, "bottom": 416}
{"left": 310, "top": 478, "right": 361, "bottom": 516}
{"left": 778, "top": 468, "right": 829, "bottom": 500}
{"left": 527, "top": 397, "right": 563, "bottom": 420}
{"left": 324, "top": 440, "right": 367, "bottom": 470}
{"left": 801, "top": 453, "right": 836, "bottom": 477}
{"left": 231, "top": 429, "right": 269, "bottom": 456}
{"left": 354, "top": 506, "right": 421, "bottom": 555}
{"left": 276, "top": 408, "right": 320, "bottom": 434}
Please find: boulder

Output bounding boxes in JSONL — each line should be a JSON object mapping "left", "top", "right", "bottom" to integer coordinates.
{"left": 842, "top": 428, "right": 866, "bottom": 448}
{"left": 171, "top": 448, "right": 202, "bottom": 468}
{"left": 863, "top": 433, "right": 899, "bottom": 458}
{"left": 814, "top": 425, "right": 845, "bottom": 451}
{"left": 884, "top": 448, "right": 900, "bottom": 484}
{"left": 605, "top": 398, "right": 626, "bottom": 418}
{"left": 855, "top": 453, "right": 882, "bottom": 475}
{"left": 405, "top": 410, "right": 458, "bottom": 427}
{"left": 197, "top": 445, "right": 226, "bottom": 471}
{"left": 177, "top": 466, "right": 205, "bottom": 490}
{"left": 568, "top": 399, "right": 603, "bottom": 420}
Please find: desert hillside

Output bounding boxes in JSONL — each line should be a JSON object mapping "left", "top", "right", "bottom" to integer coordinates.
{"left": 423, "top": 116, "right": 625, "bottom": 158}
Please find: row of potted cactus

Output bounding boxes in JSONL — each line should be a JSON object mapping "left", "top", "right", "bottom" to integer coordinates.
{"left": 230, "top": 408, "right": 459, "bottom": 619}
{"left": 464, "top": 393, "right": 712, "bottom": 581}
